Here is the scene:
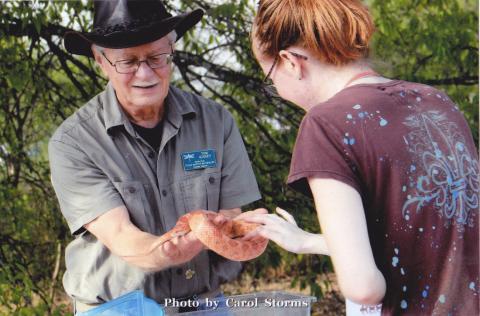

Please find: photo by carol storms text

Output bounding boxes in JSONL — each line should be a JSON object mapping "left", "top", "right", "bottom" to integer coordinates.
{"left": 164, "top": 297, "right": 310, "bottom": 310}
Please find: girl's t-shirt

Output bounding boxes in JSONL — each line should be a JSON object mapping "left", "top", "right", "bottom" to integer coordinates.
{"left": 288, "top": 80, "right": 479, "bottom": 315}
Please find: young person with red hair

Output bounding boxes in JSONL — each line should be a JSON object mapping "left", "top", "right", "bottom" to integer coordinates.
{"left": 242, "top": 0, "right": 479, "bottom": 314}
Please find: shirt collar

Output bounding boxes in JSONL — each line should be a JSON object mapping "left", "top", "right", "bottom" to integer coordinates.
{"left": 103, "top": 82, "right": 129, "bottom": 134}
{"left": 164, "top": 86, "right": 197, "bottom": 128}
{"left": 102, "top": 83, "right": 197, "bottom": 133}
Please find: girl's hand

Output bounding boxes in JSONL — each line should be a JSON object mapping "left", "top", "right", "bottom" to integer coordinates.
{"left": 241, "top": 207, "right": 327, "bottom": 254}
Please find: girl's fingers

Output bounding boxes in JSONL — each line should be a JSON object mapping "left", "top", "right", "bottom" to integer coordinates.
{"left": 275, "top": 207, "right": 298, "bottom": 226}
{"left": 242, "top": 227, "right": 268, "bottom": 240}
{"left": 243, "top": 226, "right": 276, "bottom": 240}
{"left": 252, "top": 208, "right": 269, "bottom": 214}
{"left": 242, "top": 229, "right": 259, "bottom": 240}
{"left": 234, "top": 208, "right": 269, "bottom": 221}
{"left": 239, "top": 213, "right": 273, "bottom": 225}
{"left": 238, "top": 214, "right": 262, "bottom": 224}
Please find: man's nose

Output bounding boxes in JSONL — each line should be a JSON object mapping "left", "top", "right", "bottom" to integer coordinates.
{"left": 134, "top": 61, "right": 155, "bottom": 78}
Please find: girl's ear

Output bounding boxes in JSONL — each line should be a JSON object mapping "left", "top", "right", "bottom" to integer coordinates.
{"left": 279, "top": 50, "right": 304, "bottom": 80}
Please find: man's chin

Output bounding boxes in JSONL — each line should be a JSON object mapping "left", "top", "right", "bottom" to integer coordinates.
{"left": 129, "top": 95, "right": 166, "bottom": 108}
{"left": 130, "top": 101, "right": 162, "bottom": 109}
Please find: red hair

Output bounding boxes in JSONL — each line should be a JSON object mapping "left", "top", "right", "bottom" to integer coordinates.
{"left": 253, "top": 0, "right": 375, "bottom": 65}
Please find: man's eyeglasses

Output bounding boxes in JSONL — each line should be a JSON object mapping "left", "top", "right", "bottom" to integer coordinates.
{"left": 100, "top": 48, "right": 174, "bottom": 74}
{"left": 262, "top": 51, "right": 308, "bottom": 98}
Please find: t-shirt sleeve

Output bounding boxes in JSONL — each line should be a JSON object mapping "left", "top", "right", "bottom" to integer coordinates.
{"left": 48, "top": 138, "right": 124, "bottom": 235}
{"left": 218, "top": 109, "right": 261, "bottom": 209}
{"left": 287, "top": 113, "right": 362, "bottom": 197}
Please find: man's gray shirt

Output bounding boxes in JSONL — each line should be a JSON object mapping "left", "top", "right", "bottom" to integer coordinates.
{"left": 48, "top": 83, "right": 261, "bottom": 304}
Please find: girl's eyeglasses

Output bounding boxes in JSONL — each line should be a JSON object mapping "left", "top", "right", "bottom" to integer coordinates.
{"left": 261, "top": 51, "right": 308, "bottom": 98}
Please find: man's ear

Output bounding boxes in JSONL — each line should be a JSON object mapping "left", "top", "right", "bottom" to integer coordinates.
{"left": 278, "top": 50, "right": 304, "bottom": 80}
{"left": 91, "top": 45, "right": 109, "bottom": 78}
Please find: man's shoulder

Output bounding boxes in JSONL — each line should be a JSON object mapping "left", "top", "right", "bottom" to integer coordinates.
{"left": 50, "top": 91, "right": 105, "bottom": 143}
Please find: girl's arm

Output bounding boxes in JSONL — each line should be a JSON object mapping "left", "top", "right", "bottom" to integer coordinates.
{"left": 308, "top": 177, "right": 386, "bottom": 305}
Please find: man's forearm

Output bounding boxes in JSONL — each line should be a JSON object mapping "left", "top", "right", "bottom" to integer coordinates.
{"left": 120, "top": 242, "right": 176, "bottom": 272}
{"left": 85, "top": 206, "right": 197, "bottom": 272}
{"left": 109, "top": 226, "right": 176, "bottom": 271}
{"left": 112, "top": 223, "right": 205, "bottom": 272}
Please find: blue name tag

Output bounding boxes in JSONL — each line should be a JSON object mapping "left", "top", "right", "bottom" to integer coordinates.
{"left": 181, "top": 149, "right": 217, "bottom": 171}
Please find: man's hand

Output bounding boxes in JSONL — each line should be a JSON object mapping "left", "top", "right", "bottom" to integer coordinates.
{"left": 156, "top": 231, "right": 204, "bottom": 265}
{"left": 85, "top": 206, "right": 205, "bottom": 272}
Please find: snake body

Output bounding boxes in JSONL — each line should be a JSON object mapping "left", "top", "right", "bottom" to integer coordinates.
{"left": 165, "top": 210, "right": 268, "bottom": 261}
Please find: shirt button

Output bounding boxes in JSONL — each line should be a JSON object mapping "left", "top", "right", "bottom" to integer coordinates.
{"left": 148, "top": 152, "right": 155, "bottom": 159}
{"left": 128, "top": 187, "right": 136, "bottom": 193}
{"left": 185, "top": 269, "right": 195, "bottom": 279}
{"left": 162, "top": 189, "right": 167, "bottom": 196}
{"left": 208, "top": 177, "right": 215, "bottom": 184}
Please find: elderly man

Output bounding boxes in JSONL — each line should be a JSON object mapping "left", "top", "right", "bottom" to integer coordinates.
{"left": 49, "top": 0, "right": 260, "bottom": 314}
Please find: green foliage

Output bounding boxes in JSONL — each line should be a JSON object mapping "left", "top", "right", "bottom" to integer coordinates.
{"left": 0, "top": 0, "right": 477, "bottom": 313}
{"left": 368, "top": 0, "right": 479, "bottom": 141}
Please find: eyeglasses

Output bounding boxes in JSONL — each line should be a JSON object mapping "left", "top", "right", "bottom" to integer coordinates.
{"left": 100, "top": 48, "right": 174, "bottom": 74}
{"left": 261, "top": 51, "right": 308, "bottom": 98}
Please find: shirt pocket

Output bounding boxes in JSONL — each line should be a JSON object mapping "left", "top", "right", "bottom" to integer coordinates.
{"left": 181, "top": 171, "right": 221, "bottom": 212}
{"left": 114, "top": 180, "right": 152, "bottom": 231}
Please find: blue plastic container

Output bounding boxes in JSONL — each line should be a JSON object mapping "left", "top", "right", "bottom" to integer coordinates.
{"left": 76, "top": 290, "right": 164, "bottom": 316}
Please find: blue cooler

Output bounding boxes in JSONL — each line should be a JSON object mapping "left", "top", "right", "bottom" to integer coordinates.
{"left": 76, "top": 291, "right": 164, "bottom": 316}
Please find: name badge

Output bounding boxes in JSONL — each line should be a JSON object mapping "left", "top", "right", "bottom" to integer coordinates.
{"left": 181, "top": 149, "right": 217, "bottom": 171}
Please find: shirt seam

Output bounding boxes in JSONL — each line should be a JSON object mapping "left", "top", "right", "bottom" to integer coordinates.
{"left": 220, "top": 191, "right": 261, "bottom": 209}
{"left": 58, "top": 102, "right": 99, "bottom": 136}
{"left": 288, "top": 169, "right": 359, "bottom": 181}
{"left": 50, "top": 138, "right": 85, "bottom": 155}
{"left": 288, "top": 169, "right": 362, "bottom": 193}
{"left": 221, "top": 190, "right": 260, "bottom": 199}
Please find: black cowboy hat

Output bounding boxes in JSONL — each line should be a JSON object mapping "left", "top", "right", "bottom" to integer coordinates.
{"left": 64, "top": 0, "right": 204, "bottom": 57}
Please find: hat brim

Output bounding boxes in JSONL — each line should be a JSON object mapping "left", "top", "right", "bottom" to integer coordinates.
{"left": 64, "top": 9, "right": 204, "bottom": 57}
